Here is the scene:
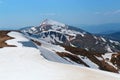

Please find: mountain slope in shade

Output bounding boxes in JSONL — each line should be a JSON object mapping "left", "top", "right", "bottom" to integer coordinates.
{"left": 99, "top": 31, "right": 120, "bottom": 41}
{"left": 0, "top": 31, "right": 119, "bottom": 80}
{"left": 21, "top": 19, "right": 120, "bottom": 73}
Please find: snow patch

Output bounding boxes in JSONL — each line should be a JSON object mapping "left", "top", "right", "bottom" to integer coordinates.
{"left": 94, "top": 36, "right": 97, "bottom": 39}
{"left": 6, "top": 31, "right": 29, "bottom": 47}
{"left": 109, "top": 40, "right": 120, "bottom": 45}
{"left": 79, "top": 56, "right": 99, "bottom": 69}
{"left": 101, "top": 37, "right": 107, "bottom": 42}
{"left": 95, "top": 56, "right": 103, "bottom": 61}
{"left": 105, "top": 45, "right": 113, "bottom": 53}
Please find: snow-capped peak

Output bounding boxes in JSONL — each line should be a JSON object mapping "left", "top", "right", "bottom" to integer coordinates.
{"left": 39, "top": 19, "right": 68, "bottom": 32}
{"left": 41, "top": 19, "right": 66, "bottom": 27}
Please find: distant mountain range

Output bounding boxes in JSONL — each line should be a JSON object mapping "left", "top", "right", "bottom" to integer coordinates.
{"left": 80, "top": 23, "right": 120, "bottom": 33}
{"left": 97, "top": 31, "right": 120, "bottom": 41}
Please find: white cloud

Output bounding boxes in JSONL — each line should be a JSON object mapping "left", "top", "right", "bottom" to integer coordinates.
{"left": 113, "top": 10, "right": 120, "bottom": 14}
{"left": 94, "top": 9, "right": 120, "bottom": 15}
{"left": 39, "top": 13, "right": 57, "bottom": 16}
{"left": 94, "top": 12, "right": 101, "bottom": 15}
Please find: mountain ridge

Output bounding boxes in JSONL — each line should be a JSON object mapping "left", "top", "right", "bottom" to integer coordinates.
{"left": 20, "top": 19, "right": 120, "bottom": 73}
{"left": 21, "top": 19, "right": 120, "bottom": 53}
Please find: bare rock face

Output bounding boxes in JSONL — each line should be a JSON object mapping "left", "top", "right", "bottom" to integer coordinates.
{"left": 111, "top": 53, "right": 120, "bottom": 69}
{"left": 61, "top": 45, "right": 118, "bottom": 73}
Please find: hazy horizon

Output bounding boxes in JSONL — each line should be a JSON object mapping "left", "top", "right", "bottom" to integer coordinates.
{"left": 1, "top": 22, "right": 120, "bottom": 34}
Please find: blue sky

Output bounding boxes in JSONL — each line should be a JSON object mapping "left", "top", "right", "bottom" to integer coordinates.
{"left": 0, "top": 0, "right": 120, "bottom": 31}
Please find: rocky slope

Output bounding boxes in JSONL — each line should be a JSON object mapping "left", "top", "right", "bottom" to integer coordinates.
{"left": 21, "top": 19, "right": 120, "bottom": 73}
{"left": 22, "top": 19, "right": 120, "bottom": 53}
{"left": 99, "top": 31, "right": 120, "bottom": 41}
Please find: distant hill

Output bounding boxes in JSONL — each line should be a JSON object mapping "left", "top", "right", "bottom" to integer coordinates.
{"left": 80, "top": 23, "right": 120, "bottom": 33}
{"left": 98, "top": 31, "right": 120, "bottom": 41}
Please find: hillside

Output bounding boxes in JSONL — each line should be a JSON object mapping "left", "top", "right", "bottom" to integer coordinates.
{"left": 21, "top": 19, "right": 120, "bottom": 73}
{"left": 0, "top": 31, "right": 119, "bottom": 80}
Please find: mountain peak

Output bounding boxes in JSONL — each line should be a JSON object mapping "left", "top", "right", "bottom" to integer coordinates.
{"left": 41, "top": 19, "right": 66, "bottom": 27}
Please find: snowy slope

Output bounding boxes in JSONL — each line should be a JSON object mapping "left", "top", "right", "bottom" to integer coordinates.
{"left": 0, "top": 31, "right": 119, "bottom": 80}
{"left": 21, "top": 19, "right": 120, "bottom": 73}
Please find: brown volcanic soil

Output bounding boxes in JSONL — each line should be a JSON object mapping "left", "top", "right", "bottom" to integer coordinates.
{"left": 31, "top": 39, "right": 41, "bottom": 46}
{"left": 56, "top": 52, "right": 89, "bottom": 67}
{"left": 0, "top": 31, "right": 16, "bottom": 48}
{"left": 111, "top": 53, "right": 120, "bottom": 69}
{"left": 61, "top": 45, "right": 118, "bottom": 73}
